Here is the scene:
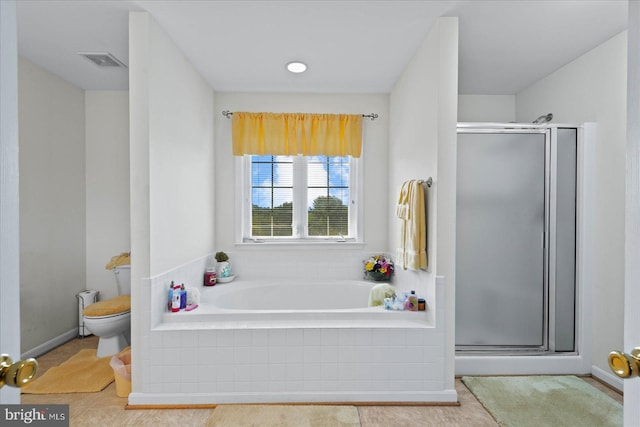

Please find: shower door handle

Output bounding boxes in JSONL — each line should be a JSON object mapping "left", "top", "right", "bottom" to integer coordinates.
{"left": 608, "top": 347, "right": 640, "bottom": 378}
{"left": 0, "top": 354, "right": 39, "bottom": 389}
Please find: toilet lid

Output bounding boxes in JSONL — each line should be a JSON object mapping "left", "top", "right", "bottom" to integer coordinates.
{"left": 83, "top": 295, "right": 131, "bottom": 317}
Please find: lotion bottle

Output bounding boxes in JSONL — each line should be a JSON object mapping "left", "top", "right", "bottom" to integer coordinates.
{"left": 180, "top": 284, "right": 187, "bottom": 310}
{"left": 171, "top": 285, "right": 181, "bottom": 312}
{"left": 405, "top": 290, "right": 419, "bottom": 311}
{"left": 168, "top": 281, "right": 175, "bottom": 311}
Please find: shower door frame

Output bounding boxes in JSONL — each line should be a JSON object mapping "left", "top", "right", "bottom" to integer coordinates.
{"left": 456, "top": 123, "right": 579, "bottom": 356}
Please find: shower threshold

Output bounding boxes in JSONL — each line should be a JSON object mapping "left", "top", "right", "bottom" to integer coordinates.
{"left": 456, "top": 347, "right": 577, "bottom": 357}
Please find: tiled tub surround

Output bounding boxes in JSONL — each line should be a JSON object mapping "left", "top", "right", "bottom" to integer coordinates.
{"left": 131, "top": 254, "right": 455, "bottom": 405}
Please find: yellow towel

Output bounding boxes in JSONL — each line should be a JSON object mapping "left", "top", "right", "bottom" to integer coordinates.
{"left": 396, "top": 180, "right": 411, "bottom": 220}
{"left": 105, "top": 252, "right": 130, "bottom": 270}
{"left": 368, "top": 283, "right": 396, "bottom": 307}
{"left": 397, "top": 180, "right": 428, "bottom": 270}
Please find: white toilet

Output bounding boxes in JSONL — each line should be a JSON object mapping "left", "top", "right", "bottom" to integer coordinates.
{"left": 83, "top": 265, "right": 131, "bottom": 357}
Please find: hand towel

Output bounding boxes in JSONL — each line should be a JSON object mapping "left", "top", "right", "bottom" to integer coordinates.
{"left": 396, "top": 180, "right": 411, "bottom": 220}
{"left": 105, "top": 252, "right": 131, "bottom": 270}
{"left": 368, "top": 283, "right": 396, "bottom": 307}
{"left": 396, "top": 180, "right": 428, "bottom": 270}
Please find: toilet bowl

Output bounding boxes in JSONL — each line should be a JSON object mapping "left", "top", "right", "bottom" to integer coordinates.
{"left": 83, "top": 265, "right": 131, "bottom": 357}
{"left": 83, "top": 295, "right": 131, "bottom": 357}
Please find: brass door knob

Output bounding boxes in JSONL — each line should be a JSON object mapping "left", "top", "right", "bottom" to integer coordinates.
{"left": 0, "top": 354, "right": 38, "bottom": 389}
{"left": 608, "top": 348, "right": 640, "bottom": 378}
{"left": 0, "top": 355, "right": 11, "bottom": 388}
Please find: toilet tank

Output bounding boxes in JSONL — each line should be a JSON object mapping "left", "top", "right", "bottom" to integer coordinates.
{"left": 113, "top": 265, "right": 131, "bottom": 295}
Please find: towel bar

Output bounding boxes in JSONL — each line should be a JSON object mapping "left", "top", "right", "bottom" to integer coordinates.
{"left": 422, "top": 177, "right": 433, "bottom": 188}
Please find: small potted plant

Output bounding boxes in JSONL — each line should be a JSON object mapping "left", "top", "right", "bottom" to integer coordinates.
{"left": 215, "top": 251, "right": 233, "bottom": 280}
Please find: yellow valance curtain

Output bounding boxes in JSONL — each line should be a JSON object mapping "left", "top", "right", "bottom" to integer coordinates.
{"left": 232, "top": 112, "right": 363, "bottom": 158}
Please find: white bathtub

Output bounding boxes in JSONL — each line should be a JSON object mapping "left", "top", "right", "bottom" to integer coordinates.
{"left": 208, "top": 280, "right": 374, "bottom": 310}
{"left": 160, "top": 279, "right": 432, "bottom": 329}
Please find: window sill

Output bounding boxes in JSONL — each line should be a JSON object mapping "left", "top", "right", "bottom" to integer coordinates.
{"left": 235, "top": 240, "right": 365, "bottom": 250}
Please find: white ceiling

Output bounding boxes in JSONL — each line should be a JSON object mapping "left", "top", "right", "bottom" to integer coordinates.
{"left": 16, "top": 0, "right": 628, "bottom": 94}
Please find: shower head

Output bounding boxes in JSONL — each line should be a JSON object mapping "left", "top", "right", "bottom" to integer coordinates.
{"left": 533, "top": 113, "right": 553, "bottom": 124}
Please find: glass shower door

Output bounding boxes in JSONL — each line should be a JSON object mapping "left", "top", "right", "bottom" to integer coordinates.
{"left": 456, "top": 131, "right": 547, "bottom": 349}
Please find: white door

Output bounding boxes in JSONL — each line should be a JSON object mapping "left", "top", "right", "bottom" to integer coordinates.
{"left": 624, "top": 1, "right": 640, "bottom": 425}
{"left": 0, "top": 0, "right": 22, "bottom": 405}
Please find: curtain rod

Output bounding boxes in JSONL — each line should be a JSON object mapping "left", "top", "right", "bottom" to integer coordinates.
{"left": 221, "top": 110, "right": 378, "bottom": 121}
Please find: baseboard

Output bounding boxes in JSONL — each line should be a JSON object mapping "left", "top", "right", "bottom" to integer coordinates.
{"left": 21, "top": 328, "right": 78, "bottom": 359}
{"left": 126, "top": 401, "right": 461, "bottom": 410}
{"left": 128, "top": 390, "right": 459, "bottom": 406}
{"left": 591, "top": 365, "right": 623, "bottom": 392}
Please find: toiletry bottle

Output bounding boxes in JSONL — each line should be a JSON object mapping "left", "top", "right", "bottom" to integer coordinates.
{"left": 409, "top": 290, "right": 419, "bottom": 311}
{"left": 204, "top": 267, "right": 216, "bottom": 286}
{"left": 403, "top": 291, "right": 411, "bottom": 310}
{"left": 168, "top": 281, "right": 175, "bottom": 311}
{"left": 405, "top": 290, "right": 419, "bottom": 311}
{"left": 418, "top": 298, "right": 426, "bottom": 311}
{"left": 171, "top": 285, "right": 181, "bottom": 312}
{"left": 180, "top": 284, "right": 187, "bottom": 310}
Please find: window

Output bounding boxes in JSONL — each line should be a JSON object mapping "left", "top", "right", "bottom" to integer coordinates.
{"left": 250, "top": 155, "right": 294, "bottom": 237}
{"left": 240, "top": 154, "right": 360, "bottom": 242}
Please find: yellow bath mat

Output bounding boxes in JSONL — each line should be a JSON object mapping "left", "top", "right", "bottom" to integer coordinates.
{"left": 21, "top": 349, "right": 114, "bottom": 394}
{"left": 207, "top": 405, "right": 361, "bottom": 427}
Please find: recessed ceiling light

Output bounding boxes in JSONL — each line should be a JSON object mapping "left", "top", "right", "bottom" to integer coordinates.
{"left": 286, "top": 61, "right": 307, "bottom": 73}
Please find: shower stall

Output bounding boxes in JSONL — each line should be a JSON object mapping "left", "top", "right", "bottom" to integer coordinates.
{"left": 455, "top": 123, "right": 592, "bottom": 364}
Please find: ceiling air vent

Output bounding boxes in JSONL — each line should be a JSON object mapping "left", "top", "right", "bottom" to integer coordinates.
{"left": 77, "top": 52, "right": 127, "bottom": 69}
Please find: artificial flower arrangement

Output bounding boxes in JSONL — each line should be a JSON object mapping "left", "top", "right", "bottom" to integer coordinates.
{"left": 363, "top": 254, "right": 394, "bottom": 281}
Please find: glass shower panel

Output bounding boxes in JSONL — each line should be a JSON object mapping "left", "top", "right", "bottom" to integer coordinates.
{"left": 456, "top": 132, "right": 546, "bottom": 348}
{"left": 554, "top": 128, "right": 577, "bottom": 352}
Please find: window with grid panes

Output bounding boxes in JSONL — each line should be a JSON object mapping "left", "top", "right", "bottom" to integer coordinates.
{"left": 242, "top": 154, "right": 359, "bottom": 241}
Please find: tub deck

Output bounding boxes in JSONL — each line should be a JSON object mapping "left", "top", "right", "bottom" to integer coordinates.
{"left": 158, "top": 279, "right": 433, "bottom": 330}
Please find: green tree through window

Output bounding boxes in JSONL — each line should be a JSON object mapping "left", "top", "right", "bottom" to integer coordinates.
{"left": 252, "top": 202, "right": 293, "bottom": 236}
{"left": 308, "top": 196, "right": 348, "bottom": 236}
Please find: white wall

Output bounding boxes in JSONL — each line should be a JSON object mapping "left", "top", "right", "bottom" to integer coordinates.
{"left": 458, "top": 94, "right": 516, "bottom": 122}
{"left": 148, "top": 28, "right": 215, "bottom": 277}
{"left": 18, "top": 56, "right": 86, "bottom": 353}
{"left": 516, "top": 31, "right": 627, "bottom": 379}
{"left": 214, "top": 92, "right": 390, "bottom": 279}
{"left": 85, "top": 91, "right": 130, "bottom": 300}
{"left": 389, "top": 17, "right": 458, "bottom": 393}
{"left": 129, "top": 11, "right": 216, "bottom": 392}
